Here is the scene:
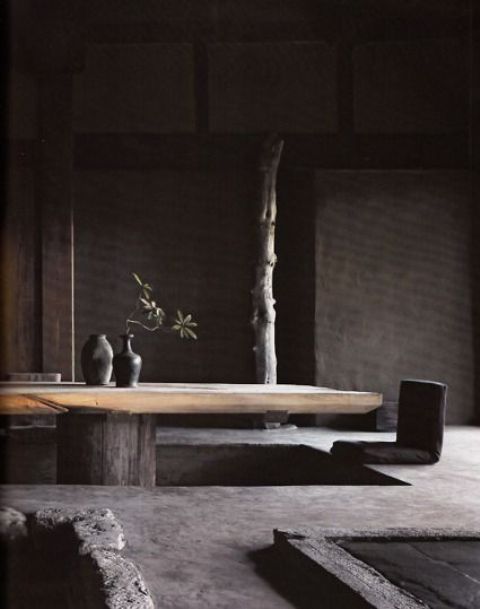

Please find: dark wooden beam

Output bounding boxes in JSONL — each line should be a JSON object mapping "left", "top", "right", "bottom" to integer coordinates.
{"left": 83, "top": 15, "right": 469, "bottom": 45}
{"left": 8, "top": 130, "right": 471, "bottom": 171}
{"left": 85, "top": 19, "right": 339, "bottom": 45}
{"left": 74, "top": 133, "right": 470, "bottom": 171}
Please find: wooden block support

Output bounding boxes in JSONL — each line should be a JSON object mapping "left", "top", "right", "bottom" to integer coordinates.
{"left": 57, "top": 412, "right": 156, "bottom": 487}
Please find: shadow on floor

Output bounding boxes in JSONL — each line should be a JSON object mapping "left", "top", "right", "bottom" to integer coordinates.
{"left": 250, "top": 545, "right": 321, "bottom": 609}
{"left": 0, "top": 428, "right": 408, "bottom": 487}
{"left": 156, "top": 444, "right": 409, "bottom": 486}
{"left": 249, "top": 545, "right": 372, "bottom": 609}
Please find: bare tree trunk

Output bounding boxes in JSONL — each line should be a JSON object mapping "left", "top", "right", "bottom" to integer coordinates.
{"left": 252, "top": 134, "right": 284, "bottom": 384}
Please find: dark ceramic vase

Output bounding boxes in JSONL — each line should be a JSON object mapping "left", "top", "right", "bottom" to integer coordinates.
{"left": 113, "top": 334, "right": 142, "bottom": 387}
{"left": 81, "top": 334, "right": 113, "bottom": 385}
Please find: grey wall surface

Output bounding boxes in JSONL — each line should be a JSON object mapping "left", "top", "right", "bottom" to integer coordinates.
{"left": 353, "top": 38, "right": 468, "bottom": 134}
{"left": 74, "top": 43, "right": 196, "bottom": 133}
{"left": 209, "top": 42, "right": 337, "bottom": 133}
{"left": 74, "top": 170, "right": 255, "bottom": 383}
{"left": 314, "top": 171, "right": 474, "bottom": 423}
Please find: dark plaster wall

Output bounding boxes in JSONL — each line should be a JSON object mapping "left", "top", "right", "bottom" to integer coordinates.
{"left": 74, "top": 44, "right": 196, "bottom": 133}
{"left": 209, "top": 42, "right": 337, "bottom": 133}
{"left": 314, "top": 171, "right": 474, "bottom": 423}
{"left": 353, "top": 38, "right": 468, "bottom": 134}
{"left": 74, "top": 169, "right": 256, "bottom": 382}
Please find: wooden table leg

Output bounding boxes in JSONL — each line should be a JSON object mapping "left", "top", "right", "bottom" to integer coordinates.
{"left": 57, "top": 412, "right": 156, "bottom": 487}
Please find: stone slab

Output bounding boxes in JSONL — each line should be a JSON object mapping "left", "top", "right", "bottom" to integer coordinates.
{"left": 341, "top": 540, "right": 480, "bottom": 609}
{"left": 6, "top": 507, "right": 154, "bottom": 609}
{"left": 274, "top": 528, "right": 480, "bottom": 609}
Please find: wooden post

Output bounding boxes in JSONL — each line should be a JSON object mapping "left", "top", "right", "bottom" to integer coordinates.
{"left": 26, "top": 17, "right": 85, "bottom": 381}
{"left": 38, "top": 75, "right": 75, "bottom": 381}
{"left": 57, "top": 412, "right": 157, "bottom": 487}
{"left": 252, "top": 134, "right": 284, "bottom": 384}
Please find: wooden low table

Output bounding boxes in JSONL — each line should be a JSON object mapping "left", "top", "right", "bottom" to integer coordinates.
{"left": 0, "top": 383, "right": 382, "bottom": 487}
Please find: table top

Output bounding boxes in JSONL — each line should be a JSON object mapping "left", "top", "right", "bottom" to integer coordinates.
{"left": 0, "top": 382, "right": 382, "bottom": 415}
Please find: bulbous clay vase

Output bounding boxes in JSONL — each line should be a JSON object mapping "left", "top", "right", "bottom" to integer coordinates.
{"left": 112, "top": 334, "right": 142, "bottom": 387}
{"left": 80, "top": 334, "right": 113, "bottom": 385}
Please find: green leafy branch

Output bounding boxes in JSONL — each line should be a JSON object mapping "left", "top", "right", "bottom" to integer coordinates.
{"left": 125, "top": 273, "right": 198, "bottom": 339}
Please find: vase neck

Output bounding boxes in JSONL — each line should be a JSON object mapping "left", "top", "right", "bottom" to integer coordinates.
{"left": 120, "top": 334, "right": 134, "bottom": 352}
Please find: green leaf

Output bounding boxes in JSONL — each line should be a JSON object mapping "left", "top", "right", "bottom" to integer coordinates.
{"left": 185, "top": 327, "right": 197, "bottom": 339}
{"left": 176, "top": 310, "right": 184, "bottom": 322}
{"left": 132, "top": 272, "right": 143, "bottom": 286}
{"left": 140, "top": 297, "right": 150, "bottom": 306}
{"left": 184, "top": 314, "right": 192, "bottom": 323}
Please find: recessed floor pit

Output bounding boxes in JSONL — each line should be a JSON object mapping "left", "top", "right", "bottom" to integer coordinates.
{"left": 0, "top": 506, "right": 154, "bottom": 609}
{"left": 156, "top": 444, "right": 407, "bottom": 486}
{"left": 271, "top": 528, "right": 480, "bottom": 609}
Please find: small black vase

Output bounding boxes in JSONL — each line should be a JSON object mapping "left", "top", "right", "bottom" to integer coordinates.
{"left": 81, "top": 334, "right": 113, "bottom": 385}
{"left": 113, "top": 334, "right": 142, "bottom": 387}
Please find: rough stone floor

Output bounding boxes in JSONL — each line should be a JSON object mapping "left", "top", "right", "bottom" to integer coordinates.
{"left": 1, "top": 426, "right": 480, "bottom": 609}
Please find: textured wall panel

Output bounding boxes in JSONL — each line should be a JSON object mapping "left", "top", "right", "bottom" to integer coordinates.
{"left": 354, "top": 38, "right": 468, "bottom": 134}
{"left": 74, "top": 44, "right": 195, "bottom": 132}
{"left": 315, "top": 171, "right": 473, "bottom": 423}
{"left": 209, "top": 42, "right": 337, "bottom": 133}
{"left": 1, "top": 169, "right": 40, "bottom": 374}
{"left": 7, "top": 71, "right": 38, "bottom": 139}
{"left": 74, "top": 170, "right": 255, "bottom": 383}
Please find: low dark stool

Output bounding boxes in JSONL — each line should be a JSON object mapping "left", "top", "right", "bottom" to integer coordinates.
{"left": 331, "top": 380, "right": 447, "bottom": 464}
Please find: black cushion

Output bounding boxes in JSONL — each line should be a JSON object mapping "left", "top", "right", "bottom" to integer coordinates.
{"left": 330, "top": 379, "right": 447, "bottom": 465}
{"left": 396, "top": 379, "right": 447, "bottom": 461}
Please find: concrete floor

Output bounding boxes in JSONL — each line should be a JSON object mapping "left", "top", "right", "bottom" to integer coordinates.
{"left": 1, "top": 426, "right": 480, "bottom": 608}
